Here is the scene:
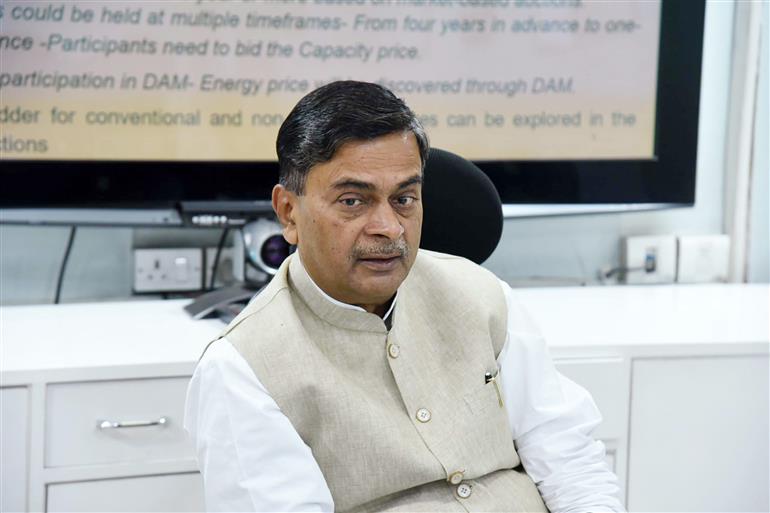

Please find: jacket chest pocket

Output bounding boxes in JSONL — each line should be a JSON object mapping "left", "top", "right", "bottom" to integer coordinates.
{"left": 463, "top": 378, "right": 505, "bottom": 415}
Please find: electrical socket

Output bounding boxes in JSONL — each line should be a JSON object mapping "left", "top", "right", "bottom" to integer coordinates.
{"left": 622, "top": 235, "right": 677, "bottom": 284}
{"left": 204, "top": 246, "right": 237, "bottom": 289}
{"left": 677, "top": 235, "right": 730, "bottom": 283}
{"left": 134, "top": 248, "right": 203, "bottom": 293}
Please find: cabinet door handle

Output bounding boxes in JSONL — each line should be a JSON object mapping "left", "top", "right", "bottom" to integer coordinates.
{"left": 98, "top": 416, "right": 168, "bottom": 429}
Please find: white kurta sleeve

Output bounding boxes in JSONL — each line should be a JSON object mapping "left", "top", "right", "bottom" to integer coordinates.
{"left": 183, "top": 338, "right": 335, "bottom": 512}
{"left": 496, "top": 280, "right": 626, "bottom": 513}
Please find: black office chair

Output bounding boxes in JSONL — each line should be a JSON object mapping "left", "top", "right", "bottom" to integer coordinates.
{"left": 419, "top": 148, "right": 503, "bottom": 264}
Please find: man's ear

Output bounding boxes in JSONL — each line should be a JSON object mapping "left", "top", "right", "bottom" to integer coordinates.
{"left": 272, "top": 184, "right": 299, "bottom": 245}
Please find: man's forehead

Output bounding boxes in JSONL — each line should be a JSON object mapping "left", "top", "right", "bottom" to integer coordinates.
{"left": 329, "top": 174, "right": 423, "bottom": 192}
{"left": 308, "top": 132, "right": 422, "bottom": 190}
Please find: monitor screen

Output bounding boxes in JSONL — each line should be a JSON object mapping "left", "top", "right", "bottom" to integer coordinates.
{"left": 0, "top": 0, "right": 704, "bottom": 220}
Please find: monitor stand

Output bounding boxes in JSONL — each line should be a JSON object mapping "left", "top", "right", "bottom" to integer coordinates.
{"left": 184, "top": 282, "right": 266, "bottom": 321}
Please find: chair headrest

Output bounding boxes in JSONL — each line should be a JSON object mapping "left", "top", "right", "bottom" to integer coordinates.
{"left": 420, "top": 148, "right": 503, "bottom": 264}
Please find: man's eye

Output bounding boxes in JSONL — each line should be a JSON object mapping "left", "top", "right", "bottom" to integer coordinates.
{"left": 396, "top": 196, "right": 416, "bottom": 206}
{"left": 340, "top": 198, "right": 363, "bottom": 207}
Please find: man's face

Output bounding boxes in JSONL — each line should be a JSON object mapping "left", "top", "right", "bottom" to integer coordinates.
{"left": 273, "top": 131, "right": 423, "bottom": 314}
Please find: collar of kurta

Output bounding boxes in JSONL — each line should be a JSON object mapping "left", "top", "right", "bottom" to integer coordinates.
{"left": 287, "top": 253, "right": 398, "bottom": 333}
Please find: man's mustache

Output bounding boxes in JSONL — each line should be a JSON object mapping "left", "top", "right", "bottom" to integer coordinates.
{"left": 352, "top": 239, "right": 408, "bottom": 259}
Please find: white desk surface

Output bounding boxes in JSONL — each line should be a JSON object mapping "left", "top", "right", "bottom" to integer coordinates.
{"left": 0, "top": 299, "right": 222, "bottom": 383}
{"left": 1, "top": 284, "right": 767, "bottom": 383}
{"left": 514, "top": 283, "right": 768, "bottom": 348}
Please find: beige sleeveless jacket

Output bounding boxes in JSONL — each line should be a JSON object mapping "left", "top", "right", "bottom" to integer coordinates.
{"left": 221, "top": 250, "right": 547, "bottom": 512}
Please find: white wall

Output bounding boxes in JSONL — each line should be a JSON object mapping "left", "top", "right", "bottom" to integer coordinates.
{"left": 0, "top": 226, "right": 227, "bottom": 305}
{"left": 1, "top": 1, "right": 761, "bottom": 306}
{"left": 747, "top": 3, "right": 769, "bottom": 283}
{"left": 0, "top": 226, "right": 133, "bottom": 305}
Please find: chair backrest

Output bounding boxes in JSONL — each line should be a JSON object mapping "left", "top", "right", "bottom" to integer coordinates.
{"left": 419, "top": 148, "right": 503, "bottom": 264}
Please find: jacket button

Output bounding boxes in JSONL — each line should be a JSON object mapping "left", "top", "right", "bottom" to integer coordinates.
{"left": 387, "top": 343, "right": 400, "bottom": 358}
{"left": 415, "top": 408, "right": 431, "bottom": 423}
{"left": 455, "top": 482, "right": 472, "bottom": 499}
{"left": 448, "top": 470, "right": 464, "bottom": 485}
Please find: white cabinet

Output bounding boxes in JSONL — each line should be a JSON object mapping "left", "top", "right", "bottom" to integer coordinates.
{"left": 554, "top": 357, "right": 630, "bottom": 504}
{"left": 31, "top": 376, "right": 205, "bottom": 512}
{"left": 38, "top": 377, "right": 203, "bottom": 511}
{"left": 21, "top": 375, "right": 206, "bottom": 513}
{"left": 1, "top": 287, "right": 767, "bottom": 512}
{"left": 1, "top": 387, "right": 28, "bottom": 513}
{"left": 553, "top": 357, "right": 629, "bottom": 441}
{"left": 47, "top": 473, "right": 204, "bottom": 512}
{"left": 46, "top": 378, "right": 193, "bottom": 467}
{"left": 0, "top": 300, "right": 223, "bottom": 513}
{"left": 627, "top": 355, "right": 770, "bottom": 512}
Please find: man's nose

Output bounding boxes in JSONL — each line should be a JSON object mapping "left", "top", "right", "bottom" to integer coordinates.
{"left": 365, "top": 202, "right": 404, "bottom": 240}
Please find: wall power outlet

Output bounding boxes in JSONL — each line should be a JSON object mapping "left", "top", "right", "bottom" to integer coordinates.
{"left": 134, "top": 248, "right": 203, "bottom": 293}
{"left": 622, "top": 235, "right": 677, "bottom": 284}
{"left": 677, "top": 235, "right": 730, "bottom": 283}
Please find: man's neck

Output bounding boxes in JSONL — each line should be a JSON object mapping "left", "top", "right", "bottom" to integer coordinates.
{"left": 357, "top": 296, "right": 395, "bottom": 319}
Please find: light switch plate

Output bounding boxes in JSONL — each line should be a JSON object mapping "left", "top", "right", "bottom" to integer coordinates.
{"left": 134, "top": 248, "right": 203, "bottom": 292}
{"left": 677, "top": 235, "right": 730, "bottom": 283}
{"left": 204, "top": 247, "right": 237, "bottom": 289}
{"left": 622, "top": 235, "right": 677, "bottom": 284}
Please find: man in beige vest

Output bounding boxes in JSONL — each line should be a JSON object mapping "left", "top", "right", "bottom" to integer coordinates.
{"left": 184, "top": 81, "right": 624, "bottom": 512}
